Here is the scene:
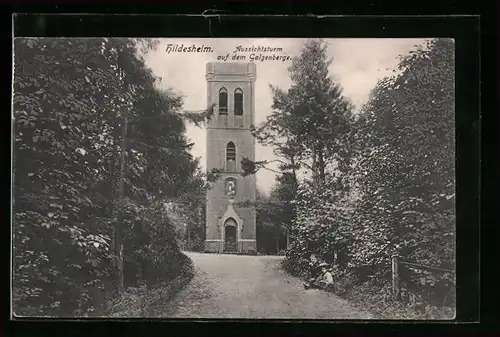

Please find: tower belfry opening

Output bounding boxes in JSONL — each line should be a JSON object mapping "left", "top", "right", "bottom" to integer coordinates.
{"left": 204, "top": 62, "right": 257, "bottom": 254}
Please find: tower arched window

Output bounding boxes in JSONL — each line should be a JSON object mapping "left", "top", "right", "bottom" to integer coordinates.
{"left": 219, "top": 87, "right": 228, "bottom": 115}
{"left": 226, "top": 141, "right": 236, "bottom": 171}
{"left": 234, "top": 88, "right": 243, "bottom": 116}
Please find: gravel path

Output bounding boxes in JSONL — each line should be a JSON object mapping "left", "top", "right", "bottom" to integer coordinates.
{"left": 160, "top": 252, "right": 374, "bottom": 319}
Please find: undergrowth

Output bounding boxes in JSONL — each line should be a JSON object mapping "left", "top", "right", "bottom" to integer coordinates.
{"left": 282, "top": 258, "right": 455, "bottom": 320}
{"left": 87, "top": 255, "right": 195, "bottom": 317}
{"left": 333, "top": 272, "right": 455, "bottom": 320}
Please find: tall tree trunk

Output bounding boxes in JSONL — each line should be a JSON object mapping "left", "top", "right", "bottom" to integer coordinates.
{"left": 311, "top": 149, "right": 318, "bottom": 185}
{"left": 290, "top": 156, "right": 299, "bottom": 191}
{"left": 114, "top": 112, "right": 128, "bottom": 295}
{"left": 113, "top": 59, "right": 128, "bottom": 296}
{"left": 110, "top": 122, "right": 120, "bottom": 294}
{"left": 317, "top": 145, "right": 326, "bottom": 184}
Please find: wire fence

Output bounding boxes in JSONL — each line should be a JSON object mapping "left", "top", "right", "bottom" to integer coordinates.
{"left": 392, "top": 255, "right": 455, "bottom": 306}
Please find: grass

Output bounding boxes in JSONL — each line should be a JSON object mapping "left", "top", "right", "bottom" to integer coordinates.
{"left": 281, "top": 259, "right": 455, "bottom": 320}
{"left": 334, "top": 277, "right": 456, "bottom": 320}
{"left": 87, "top": 257, "right": 195, "bottom": 318}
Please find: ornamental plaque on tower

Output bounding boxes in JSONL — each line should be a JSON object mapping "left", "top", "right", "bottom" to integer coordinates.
{"left": 225, "top": 177, "right": 237, "bottom": 198}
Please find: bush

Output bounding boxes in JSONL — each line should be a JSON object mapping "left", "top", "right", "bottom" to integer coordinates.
{"left": 334, "top": 272, "right": 454, "bottom": 320}
{"left": 277, "top": 249, "right": 287, "bottom": 256}
{"left": 281, "top": 39, "right": 456, "bottom": 319}
{"left": 12, "top": 37, "right": 202, "bottom": 318}
{"left": 93, "top": 253, "right": 194, "bottom": 317}
{"left": 121, "top": 201, "right": 193, "bottom": 287}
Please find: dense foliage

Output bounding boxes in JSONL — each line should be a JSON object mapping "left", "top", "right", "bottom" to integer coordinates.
{"left": 252, "top": 39, "right": 352, "bottom": 257}
{"left": 269, "top": 38, "right": 456, "bottom": 314}
{"left": 255, "top": 188, "right": 290, "bottom": 255}
{"left": 12, "top": 38, "right": 204, "bottom": 316}
{"left": 350, "top": 38, "right": 455, "bottom": 304}
{"left": 254, "top": 39, "right": 354, "bottom": 186}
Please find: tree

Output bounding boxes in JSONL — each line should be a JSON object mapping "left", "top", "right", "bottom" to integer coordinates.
{"left": 12, "top": 37, "right": 203, "bottom": 315}
{"left": 255, "top": 189, "right": 288, "bottom": 255}
{"left": 269, "top": 172, "right": 299, "bottom": 249}
{"left": 13, "top": 37, "right": 124, "bottom": 314}
{"left": 348, "top": 38, "right": 455, "bottom": 302}
{"left": 282, "top": 170, "right": 356, "bottom": 276}
{"left": 282, "top": 39, "right": 456, "bottom": 309}
{"left": 254, "top": 39, "right": 354, "bottom": 187}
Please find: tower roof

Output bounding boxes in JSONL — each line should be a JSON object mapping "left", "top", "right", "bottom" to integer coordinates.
{"left": 206, "top": 62, "right": 256, "bottom": 78}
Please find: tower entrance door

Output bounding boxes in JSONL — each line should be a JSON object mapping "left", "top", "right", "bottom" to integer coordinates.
{"left": 224, "top": 218, "right": 237, "bottom": 252}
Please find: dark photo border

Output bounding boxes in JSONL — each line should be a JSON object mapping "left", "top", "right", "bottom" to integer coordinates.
{"left": 7, "top": 4, "right": 490, "bottom": 336}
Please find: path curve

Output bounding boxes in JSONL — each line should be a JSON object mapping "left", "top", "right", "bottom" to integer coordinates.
{"left": 159, "top": 252, "right": 373, "bottom": 319}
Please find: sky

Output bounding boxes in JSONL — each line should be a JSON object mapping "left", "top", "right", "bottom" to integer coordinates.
{"left": 142, "top": 38, "right": 427, "bottom": 194}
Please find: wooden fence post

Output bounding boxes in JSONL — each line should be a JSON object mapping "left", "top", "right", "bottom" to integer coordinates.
{"left": 392, "top": 255, "right": 401, "bottom": 300}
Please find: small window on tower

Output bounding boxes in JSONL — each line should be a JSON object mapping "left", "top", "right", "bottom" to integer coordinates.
{"left": 219, "top": 88, "right": 228, "bottom": 115}
{"left": 234, "top": 88, "right": 243, "bottom": 116}
{"left": 226, "top": 142, "right": 236, "bottom": 171}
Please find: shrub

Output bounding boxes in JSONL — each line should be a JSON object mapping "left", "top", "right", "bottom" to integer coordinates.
{"left": 281, "top": 39, "right": 456, "bottom": 318}
{"left": 94, "top": 254, "right": 194, "bottom": 317}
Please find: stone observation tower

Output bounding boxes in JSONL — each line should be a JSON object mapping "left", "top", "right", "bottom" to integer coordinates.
{"left": 204, "top": 62, "right": 257, "bottom": 254}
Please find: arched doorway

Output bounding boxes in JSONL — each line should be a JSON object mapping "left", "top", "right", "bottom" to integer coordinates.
{"left": 224, "top": 218, "right": 238, "bottom": 252}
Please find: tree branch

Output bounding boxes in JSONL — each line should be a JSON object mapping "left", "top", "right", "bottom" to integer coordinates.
{"left": 260, "top": 166, "right": 283, "bottom": 174}
{"left": 180, "top": 103, "right": 216, "bottom": 127}
{"left": 261, "top": 159, "right": 288, "bottom": 166}
{"left": 298, "top": 160, "right": 313, "bottom": 170}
